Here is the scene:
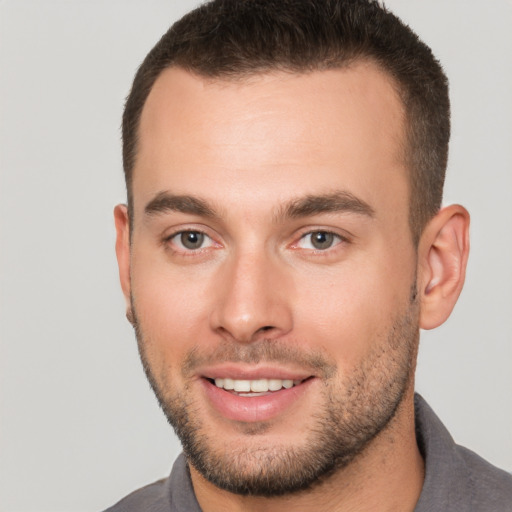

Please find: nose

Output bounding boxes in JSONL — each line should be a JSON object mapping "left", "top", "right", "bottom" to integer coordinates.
{"left": 209, "top": 249, "right": 294, "bottom": 343}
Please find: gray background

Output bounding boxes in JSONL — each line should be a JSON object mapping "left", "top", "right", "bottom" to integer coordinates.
{"left": 1, "top": 1, "right": 511, "bottom": 511}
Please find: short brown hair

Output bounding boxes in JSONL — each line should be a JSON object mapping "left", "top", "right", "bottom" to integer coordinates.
{"left": 122, "top": 0, "right": 450, "bottom": 241}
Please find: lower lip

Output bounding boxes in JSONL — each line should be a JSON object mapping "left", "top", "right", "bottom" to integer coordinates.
{"left": 201, "top": 378, "right": 314, "bottom": 423}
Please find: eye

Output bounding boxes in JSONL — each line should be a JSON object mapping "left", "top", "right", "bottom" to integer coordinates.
{"left": 169, "top": 230, "right": 214, "bottom": 251}
{"left": 297, "top": 231, "right": 342, "bottom": 250}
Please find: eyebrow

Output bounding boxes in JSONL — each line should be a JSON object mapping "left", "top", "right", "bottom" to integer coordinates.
{"left": 280, "top": 191, "right": 375, "bottom": 220}
{"left": 144, "top": 192, "right": 217, "bottom": 218}
{"left": 143, "top": 190, "right": 374, "bottom": 221}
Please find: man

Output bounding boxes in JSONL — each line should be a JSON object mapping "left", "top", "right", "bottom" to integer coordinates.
{"left": 108, "top": 1, "right": 512, "bottom": 510}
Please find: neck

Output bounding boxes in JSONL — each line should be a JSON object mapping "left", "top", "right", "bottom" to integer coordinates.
{"left": 190, "top": 387, "right": 424, "bottom": 512}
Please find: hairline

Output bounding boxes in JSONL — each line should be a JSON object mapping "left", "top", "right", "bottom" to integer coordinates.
{"left": 127, "top": 59, "right": 422, "bottom": 245}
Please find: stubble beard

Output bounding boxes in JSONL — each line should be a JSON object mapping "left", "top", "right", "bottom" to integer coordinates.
{"left": 131, "top": 291, "right": 420, "bottom": 497}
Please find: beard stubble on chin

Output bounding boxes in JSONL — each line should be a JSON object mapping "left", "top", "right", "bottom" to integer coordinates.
{"left": 131, "top": 288, "right": 420, "bottom": 497}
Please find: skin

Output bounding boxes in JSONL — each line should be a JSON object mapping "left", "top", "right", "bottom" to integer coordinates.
{"left": 115, "top": 62, "right": 470, "bottom": 511}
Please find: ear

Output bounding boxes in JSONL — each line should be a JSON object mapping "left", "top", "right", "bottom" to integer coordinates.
{"left": 114, "top": 204, "right": 134, "bottom": 324}
{"left": 417, "top": 204, "right": 470, "bottom": 330}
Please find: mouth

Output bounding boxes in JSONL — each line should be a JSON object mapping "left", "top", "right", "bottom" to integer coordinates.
{"left": 206, "top": 377, "right": 308, "bottom": 397}
{"left": 200, "top": 372, "right": 315, "bottom": 423}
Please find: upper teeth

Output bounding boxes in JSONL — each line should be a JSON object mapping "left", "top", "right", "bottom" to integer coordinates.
{"left": 214, "top": 378, "right": 297, "bottom": 392}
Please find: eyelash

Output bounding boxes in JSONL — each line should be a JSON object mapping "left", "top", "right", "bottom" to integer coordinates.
{"left": 163, "top": 228, "right": 349, "bottom": 257}
{"left": 291, "top": 229, "right": 349, "bottom": 253}
{"left": 164, "top": 229, "right": 217, "bottom": 255}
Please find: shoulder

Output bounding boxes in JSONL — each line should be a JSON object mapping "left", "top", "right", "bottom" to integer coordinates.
{"left": 102, "top": 454, "right": 201, "bottom": 512}
{"left": 102, "top": 478, "right": 170, "bottom": 512}
{"left": 414, "top": 393, "right": 512, "bottom": 511}
{"left": 456, "top": 444, "right": 512, "bottom": 509}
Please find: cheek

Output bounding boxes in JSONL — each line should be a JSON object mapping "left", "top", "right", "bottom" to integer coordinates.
{"left": 292, "top": 256, "right": 410, "bottom": 366}
{"left": 130, "top": 255, "right": 213, "bottom": 360}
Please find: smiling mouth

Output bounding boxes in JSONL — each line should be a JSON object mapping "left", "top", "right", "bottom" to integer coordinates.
{"left": 206, "top": 377, "right": 309, "bottom": 397}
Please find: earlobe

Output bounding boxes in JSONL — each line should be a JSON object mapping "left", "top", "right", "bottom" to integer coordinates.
{"left": 114, "top": 204, "right": 132, "bottom": 319}
{"left": 418, "top": 205, "right": 470, "bottom": 330}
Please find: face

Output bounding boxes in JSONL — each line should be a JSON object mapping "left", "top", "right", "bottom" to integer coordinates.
{"left": 116, "top": 63, "right": 420, "bottom": 496}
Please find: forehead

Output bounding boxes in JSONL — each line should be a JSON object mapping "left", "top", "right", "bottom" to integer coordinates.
{"left": 133, "top": 63, "right": 408, "bottom": 221}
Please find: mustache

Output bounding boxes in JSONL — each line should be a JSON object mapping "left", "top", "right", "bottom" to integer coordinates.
{"left": 181, "top": 339, "right": 337, "bottom": 379}
{"left": 129, "top": 297, "right": 337, "bottom": 379}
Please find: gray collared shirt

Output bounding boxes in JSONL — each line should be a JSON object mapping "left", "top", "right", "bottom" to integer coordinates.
{"left": 104, "top": 394, "right": 512, "bottom": 511}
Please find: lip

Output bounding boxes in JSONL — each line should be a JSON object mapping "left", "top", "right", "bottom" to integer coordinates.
{"left": 198, "top": 363, "right": 314, "bottom": 382}
{"left": 200, "top": 371, "right": 316, "bottom": 423}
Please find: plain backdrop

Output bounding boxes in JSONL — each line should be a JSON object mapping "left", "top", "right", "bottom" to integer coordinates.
{"left": 1, "top": 1, "right": 511, "bottom": 511}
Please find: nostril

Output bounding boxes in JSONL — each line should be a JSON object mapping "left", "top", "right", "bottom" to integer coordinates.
{"left": 259, "top": 326, "right": 274, "bottom": 332}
